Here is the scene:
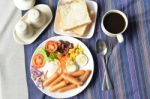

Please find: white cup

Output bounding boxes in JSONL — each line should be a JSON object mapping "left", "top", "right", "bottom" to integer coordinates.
{"left": 15, "top": 20, "right": 34, "bottom": 39}
{"left": 28, "top": 8, "right": 46, "bottom": 28}
{"left": 101, "top": 10, "right": 128, "bottom": 43}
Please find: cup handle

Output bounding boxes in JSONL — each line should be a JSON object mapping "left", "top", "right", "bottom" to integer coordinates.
{"left": 117, "top": 34, "right": 124, "bottom": 43}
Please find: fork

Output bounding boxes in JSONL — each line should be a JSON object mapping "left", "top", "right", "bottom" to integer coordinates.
{"left": 102, "top": 42, "right": 113, "bottom": 90}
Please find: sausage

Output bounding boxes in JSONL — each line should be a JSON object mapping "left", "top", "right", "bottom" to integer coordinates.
{"left": 61, "top": 73, "right": 82, "bottom": 86}
{"left": 71, "top": 70, "right": 85, "bottom": 77}
{"left": 49, "top": 80, "right": 68, "bottom": 92}
{"left": 80, "top": 70, "right": 91, "bottom": 84}
{"left": 58, "top": 84, "right": 77, "bottom": 92}
{"left": 43, "top": 72, "right": 59, "bottom": 87}
{"left": 49, "top": 75, "right": 63, "bottom": 87}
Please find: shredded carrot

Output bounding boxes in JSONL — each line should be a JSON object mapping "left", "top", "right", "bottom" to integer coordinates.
{"left": 58, "top": 56, "right": 68, "bottom": 72}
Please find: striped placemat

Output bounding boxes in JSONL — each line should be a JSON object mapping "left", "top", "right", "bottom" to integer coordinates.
{"left": 24, "top": 0, "right": 150, "bottom": 99}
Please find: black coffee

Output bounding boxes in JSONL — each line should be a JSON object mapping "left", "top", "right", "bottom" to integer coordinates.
{"left": 103, "top": 12, "right": 125, "bottom": 34}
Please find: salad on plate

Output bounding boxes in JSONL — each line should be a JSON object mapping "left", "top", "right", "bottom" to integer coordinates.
{"left": 30, "top": 37, "right": 93, "bottom": 97}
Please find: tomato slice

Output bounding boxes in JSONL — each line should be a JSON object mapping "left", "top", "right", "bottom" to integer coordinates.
{"left": 45, "top": 41, "right": 58, "bottom": 53}
{"left": 32, "top": 54, "right": 45, "bottom": 68}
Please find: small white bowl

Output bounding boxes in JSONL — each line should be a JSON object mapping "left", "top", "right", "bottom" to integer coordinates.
{"left": 13, "top": 4, "right": 53, "bottom": 45}
{"left": 54, "top": 0, "right": 98, "bottom": 39}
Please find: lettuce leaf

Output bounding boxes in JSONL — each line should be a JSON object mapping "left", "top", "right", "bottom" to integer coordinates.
{"left": 49, "top": 53, "right": 55, "bottom": 61}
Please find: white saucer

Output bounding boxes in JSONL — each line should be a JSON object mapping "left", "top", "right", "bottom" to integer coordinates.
{"left": 13, "top": 0, "right": 36, "bottom": 10}
{"left": 13, "top": 4, "right": 53, "bottom": 45}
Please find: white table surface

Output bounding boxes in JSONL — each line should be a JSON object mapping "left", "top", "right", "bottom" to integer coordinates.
{"left": 0, "top": 0, "right": 28, "bottom": 99}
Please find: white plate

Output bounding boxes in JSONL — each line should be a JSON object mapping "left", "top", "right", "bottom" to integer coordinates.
{"left": 30, "top": 36, "right": 94, "bottom": 98}
{"left": 54, "top": 0, "right": 98, "bottom": 39}
{"left": 13, "top": 4, "right": 53, "bottom": 45}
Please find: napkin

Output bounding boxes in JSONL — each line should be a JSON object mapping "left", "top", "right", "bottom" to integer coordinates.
{"left": 0, "top": 0, "right": 28, "bottom": 99}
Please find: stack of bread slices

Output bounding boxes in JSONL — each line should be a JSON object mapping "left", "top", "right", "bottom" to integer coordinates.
{"left": 57, "top": 0, "right": 92, "bottom": 36}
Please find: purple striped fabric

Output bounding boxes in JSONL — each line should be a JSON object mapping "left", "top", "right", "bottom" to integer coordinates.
{"left": 24, "top": 0, "right": 150, "bottom": 99}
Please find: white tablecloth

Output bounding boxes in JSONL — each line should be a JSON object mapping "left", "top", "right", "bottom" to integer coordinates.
{"left": 0, "top": 0, "right": 28, "bottom": 99}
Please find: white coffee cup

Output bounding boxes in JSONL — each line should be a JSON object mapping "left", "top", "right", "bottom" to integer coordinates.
{"left": 101, "top": 10, "right": 128, "bottom": 43}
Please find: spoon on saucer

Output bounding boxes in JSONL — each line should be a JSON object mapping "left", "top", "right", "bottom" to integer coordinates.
{"left": 96, "top": 39, "right": 113, "bottom": 90}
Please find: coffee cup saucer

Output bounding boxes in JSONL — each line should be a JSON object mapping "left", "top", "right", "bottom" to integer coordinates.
{"left": 13, "top": 4, "right": 53, "bottom": 45}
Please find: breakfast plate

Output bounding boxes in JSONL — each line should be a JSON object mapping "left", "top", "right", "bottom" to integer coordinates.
{"left": 13, "top": 4, "right": 53, "bottom": 45}
{"left": 30, "top": 36, "right": 94, "bottom": 98}
{"left": 54, "top": 0, "right": 98, "bottom": 39}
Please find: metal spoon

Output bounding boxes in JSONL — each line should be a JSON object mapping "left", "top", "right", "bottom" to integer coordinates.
{"left": 96, "top": 39, "right": 112, "bottom": 90}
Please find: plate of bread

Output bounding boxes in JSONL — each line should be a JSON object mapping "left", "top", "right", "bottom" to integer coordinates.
{"left": 54, "top": 0, "right": 97, "bottom": 38}
{"left": 30, "top": 36, "right": 94, "bottom": 98}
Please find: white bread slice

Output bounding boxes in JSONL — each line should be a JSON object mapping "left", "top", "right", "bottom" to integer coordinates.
{"left": 68, "top": 6, "right": 94, "bottom": 36}
{"left": 56, "top": 6, "right": 89, "bottom": 36}
{"left": 68, "top": 24, "right": 88, "bottom": 36}
{"left": 55, "top": 6, "right": 88, "bottom": 36}
{"left": 59, "top": 0, "right": 91, "bottom": 30}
